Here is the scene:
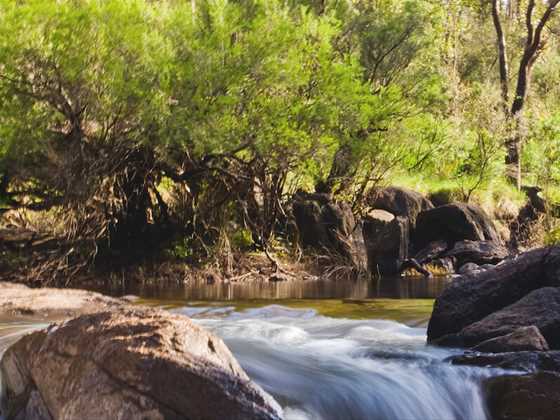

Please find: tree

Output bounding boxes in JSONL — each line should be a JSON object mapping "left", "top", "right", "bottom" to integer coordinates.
{"left": 491, "top": 0, "right": 560, "bottom": 189}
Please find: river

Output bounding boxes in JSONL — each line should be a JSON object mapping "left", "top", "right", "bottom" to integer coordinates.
{"left": 1, "top": 277, "right": 510, "bottom": 420}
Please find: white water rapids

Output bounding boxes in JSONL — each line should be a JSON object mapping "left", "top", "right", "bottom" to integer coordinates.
{"left": 1, "top": 306, "right": 509, "bottom": 420}
{"left": 179, "top": 305, "right": 505, "bottom": 420}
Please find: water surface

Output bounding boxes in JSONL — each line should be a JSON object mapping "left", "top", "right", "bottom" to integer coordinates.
{"left": 180, "top": 305, "right": 500, "bottom": 420}
{"left": 0, "top": 277, "right": 506, "bottom": 420}
{"left": 103, "top": 275, "right": 450, "bottom": 301}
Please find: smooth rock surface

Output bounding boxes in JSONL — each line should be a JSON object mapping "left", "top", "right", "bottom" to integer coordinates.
{"left": 414, "top": 203, "right": 501, "bottom": 249}
{"left": 427, "top": 247, "right": 560, "bottom": 343}
{"left": 456, "top": 288, "right": 560, "bottom": 348}
{"left": 485, "top": 372, "right": 560, "bottom": 420}
{"left": 0, "top": 282, "right": 124, "bottom": 320}
{"left": 471, "top": 326, "right": 549, "bottom": 353}
{"left": 0, "top": 308, "right": 282, "bottom": 420}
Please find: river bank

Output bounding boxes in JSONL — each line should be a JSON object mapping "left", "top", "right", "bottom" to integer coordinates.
{"left": 3, "top": 245, "right": 560, "bottom": 419}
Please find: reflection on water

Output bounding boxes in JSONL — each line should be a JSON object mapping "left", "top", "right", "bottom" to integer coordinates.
{"left": 105, "top": 276, "right": 451, "bottom": 302}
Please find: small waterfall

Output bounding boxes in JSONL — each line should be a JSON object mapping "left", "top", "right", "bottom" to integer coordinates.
{"left": 184, "top": 305, "right": 506, "bottom": 420}
{"left": 0, "top": 321, "right": 48, "bottom": 420}
{"left": 0, "top": 307, "right": 507, "bottom": 420}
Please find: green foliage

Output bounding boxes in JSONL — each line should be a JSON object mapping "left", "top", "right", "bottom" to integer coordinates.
{"left": 545, "top": 227, "right": 560, "bottom": 246}
{"left": 231, "top": 229, "right": 254, "bottom": 251}
{"left": 1, "top": 0, "right": 560, "bottom": 271}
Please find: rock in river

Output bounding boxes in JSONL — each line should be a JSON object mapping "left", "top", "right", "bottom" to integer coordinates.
{"left": 485, "top": 372, "right": 560, "bottom": 420}
{"left": 455, "top": 287, "right": 560, "bottom": 348}
{"left": 471, "top": 326, "right": 549, "bottom": 353}
{"left": 450, "top": 350, "right": 560, "bottom": 372}
{"left": 0, "top": 307, "right": 282, "bottom": 420}
{"left": 427, "top": 246, "right": 560, "bottom": 344}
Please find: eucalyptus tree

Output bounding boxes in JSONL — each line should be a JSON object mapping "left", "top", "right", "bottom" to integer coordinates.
{"left": 491, "top": 0, "right": 560, "bottom": 189}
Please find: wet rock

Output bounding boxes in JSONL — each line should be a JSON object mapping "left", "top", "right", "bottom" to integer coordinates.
{"left": 450, "top": 351, "right": 560, "bottom": 372}
{"left": 444, "top": 240, "right": 509, "bottom": 267}
{"left": 0, "top": 308, "right": 282, "bottom": 420}
{"left": 368, "top": 186, "right": 433, "bottom": 228}
{"left": 414, "top": 203, "right": 501, "bottom": 249}
{"left": 363, "top": 210, "right": 409, "bottom": 275}
{"left": 453, "top": 288, "right": 560, "bottom": 348}
{"left": 472, "top": 326, "right": 549, "bottom": 353}
{"left": 293, "top": 192, "right": 367, "bottom": 270}
{"left": 485, "top": 372, "right": 560, "bottom": 420}
{"left": 427, "top": 246, "right": 560, "bottom": 343}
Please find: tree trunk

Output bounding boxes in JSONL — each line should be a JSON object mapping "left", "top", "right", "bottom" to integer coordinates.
{"left": 491, "top": 0, "right": 509, "bottom": 113}
{"left": 323, "top": 144, "right": 355, "bottom": 194}
{"left": 491, "top": 0, "right": 560, "bottom": 190}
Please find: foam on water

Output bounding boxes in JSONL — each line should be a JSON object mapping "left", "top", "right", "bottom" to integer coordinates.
{"left": 0, "top": 321, "right": 50, "bottom": 420}
{"left": 180, "top": 305, "right": 507, "bottom": 420}
{"left": 0, "top": 307, "right": 509, "bottom": 420}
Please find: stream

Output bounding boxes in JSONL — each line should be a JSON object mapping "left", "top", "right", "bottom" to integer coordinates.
{"left": 0, "top": 278, "right": 510, "bottom": 420}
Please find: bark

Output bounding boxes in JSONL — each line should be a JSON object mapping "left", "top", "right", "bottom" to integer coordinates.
{"left": 491, "top": 0, "right": 509, "bottom": 113}
{"left": 491, "top": 0, "right": 560, "bottom": 190}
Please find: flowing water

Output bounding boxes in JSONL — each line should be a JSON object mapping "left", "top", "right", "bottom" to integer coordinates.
{"left": 178, "top": 305, "right": 500, "bottom": 420}
{"left": 0, "top": 278, "right": 510, "bottom": 420}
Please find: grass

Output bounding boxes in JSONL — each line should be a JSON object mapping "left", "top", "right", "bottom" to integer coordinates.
{"left": 388, "top": 172, "right": 527, "bottom": 215}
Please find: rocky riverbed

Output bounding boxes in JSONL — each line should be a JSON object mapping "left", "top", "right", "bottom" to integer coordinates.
{"left": 3, "top": 243, "right": 560, "bottom": 420}
{"left": 0, "top": 283, "right": 281, "bottom": 420}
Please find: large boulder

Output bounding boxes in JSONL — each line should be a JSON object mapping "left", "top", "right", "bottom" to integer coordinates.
{"left": 367, "top": 186, "right": 433, "bottom": 228}
{"left": 362, "top": 210, "right": 409, "bottom": 275}
{"left": 444, "top": 240, "right": 509, "bottom": 267}
{"left": 293, "top": 192, "right": 367, "bottom": 270}
{"left": 452, "top": 288, "right": 560, "bottom": 348}
{"left": 471, "top": 326, "right": 549, "bottom": 353}
{"left": 414, "top": 203, "right": 501, "bottom": 250}
{"left": 427, "top": 247, "right": 560, "bottom": 344}
{"left": 484, "top": 372, "right": 560, "bottom": 420}
{"left": 0, "top": 308, "right": 282, "bottom": 420}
